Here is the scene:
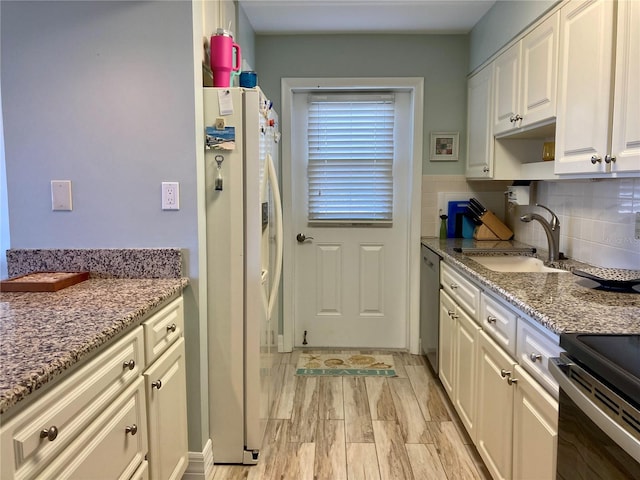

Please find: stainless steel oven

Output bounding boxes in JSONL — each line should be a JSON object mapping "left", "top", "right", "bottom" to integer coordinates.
{"left": 549, "top": 334, "right": 640, "bottom": 480}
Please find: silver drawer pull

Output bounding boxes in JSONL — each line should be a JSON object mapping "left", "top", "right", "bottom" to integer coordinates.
{"left": 152, "top": 380, "right": 163, "bottom": 390}
{"left": 500, "top": 369, "right": 512, "bottom": 378}
{"left": 40, "top": 426, "right": 59, "bottom": 442}
{"left": 125, "top": 424, "right": 138, "bottom": 436}
{"left": 486, "top": 315, "right": 497, "bottom": 324}
{"left": 166, "top": 323, "right": 177, "bottom": 333}
{"left": 123, "top": 359, "right": 136, "bottom": 370}
{"left": 507, "top": 377, "right": 518, "bottom": 386}
{"left": 450, "top": 283, "right": 458, "bottom": 289}
{"left": 529, "top": 353, "right": 542, "bottom": 363}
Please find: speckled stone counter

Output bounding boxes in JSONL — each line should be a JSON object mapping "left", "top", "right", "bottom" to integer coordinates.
{"left": 0, "top": 249, "right": 189, "bottom": 416}
{"left": 422, "top": 237, "right": 640, "bottom": 336}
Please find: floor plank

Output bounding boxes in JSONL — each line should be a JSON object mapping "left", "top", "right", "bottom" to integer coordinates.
{"left": 315, "top": 420, "right": 347, "bottom": 480}
{"left": 318, "top": 376, "right": 344, "bottom": 420}
{"left": 429, "top": 421, "right": 482, "bottom": 480}
{"left": 405, "top": 443, "right": 448, "bottom": 480}
{"left": 365, "top": 377, "right": 396, "bottom": 421}
{"left": 372, "top": 421, "right": 415, "bottom": 480}
{"left": 388, "top": 377, "right": 433, "bottom": 443}
{"left": 209, "top": 349, "right": 489, "bottom": 480}
{"left": 344, "top": 377, "right": 375, "bottom": 443}
{"left": 346, "top": 443, "right": 382, "bottom": 480}
{"left": 405, "top": 364, "right": 453, "bottom": 423}
{"left": 272, "top": 364, "right": 296, "bottom": 419}
{"left": 289, "top": 376, "right": 319, "bottom": 443}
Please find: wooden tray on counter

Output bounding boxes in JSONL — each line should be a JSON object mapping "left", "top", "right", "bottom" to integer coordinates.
{"left": 0, "top": 272, "right": 89, "bottom": 292}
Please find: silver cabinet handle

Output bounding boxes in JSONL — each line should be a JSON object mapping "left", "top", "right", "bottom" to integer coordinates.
{"left": 123, "top": 359, "right": 136, "bottom": 370}
{"left": 151, "top": 380, "right": 162, "bottom": 390}
{"left": 296, "top": 233, "right": 314, "bottom": 243}
{"left": 604, "top": 155, "right": 616, "bottom": 164}
{"left": 450, "top": 283, "right": 458, "bottom": 289}
{"left": 529, "top": 353, "right": 542, "bottom": 363}
{"left": 482, "top": 166, "right": 490, "bottom": 173}
{"left": 486, "top": 315, "right": 497, "bottom": 324}
{"left": 500, "top": 369, "right": 512, "bottom": 378}
{"left": 125, "top": 424, "right": 138, "bottom": 436}
{"left": 507, "top": 377, "right": 518, "bottom": 386}
{"left": 591, "top": 155, "right": 602, "bottom": 164}
{"left": 40, "top": 426, "right": 58, "bottom": 442}
{"left": 166, "top": 323, "right": 177, "bottom": 333}
{"left": 447, "top": 309, "right": 459, "bottom": 320}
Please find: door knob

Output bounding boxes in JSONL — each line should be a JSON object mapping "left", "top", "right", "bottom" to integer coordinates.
{"left": 296, "top": 233, "right": 314, "bottom": 243}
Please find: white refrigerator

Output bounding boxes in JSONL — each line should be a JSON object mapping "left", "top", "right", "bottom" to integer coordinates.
{"left": 204, "top": 87, "right": 283, "bottom": 464}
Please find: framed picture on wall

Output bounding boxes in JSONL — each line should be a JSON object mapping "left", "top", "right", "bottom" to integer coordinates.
{"left": 430, "top": 132, "right": 459, "bottom": 161}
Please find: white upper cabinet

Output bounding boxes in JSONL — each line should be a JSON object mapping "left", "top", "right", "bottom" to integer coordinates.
{"left": 610, "top": 0, "right": 640, "bottom": 172}
{"left": 555, "top": 0, "right": 639, "bottom": 175}
{"left": 493, "top": 13, "right": 559, "bottom": 136}
{"left": 466, "top": 64, "right": 494, "bottom": 178}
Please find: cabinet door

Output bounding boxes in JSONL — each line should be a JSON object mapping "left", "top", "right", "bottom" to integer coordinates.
{"left": 466, "top": 65, "right": 494, "bottom": 178}
{"left": 36, "top": 378, "right": 148, "bottom": 480}
{"left": 476, "top": 331, "right": 515, "bottom": 480}
{"left": 453, "top": 308, "right": 481, "bottom": 442}
{"left": 144, "top": 337, "right": 188, "bottom": 480}
{"left": 555, "top": 0, "right": 615, "bottom": 174}
{"left": 493, "top": 43, "right": 521, "bottom": 135}
{"left": 438, "top": 289, "right": 456, "bottom": 397}
{"left": 512, "top": 365, "right": 558, "bottom": 480}
{"left": 610, "top": 0, "right": 640, "bottom": 173}
{"left": 520, "top": 12, "right": 559, "bottom": 128}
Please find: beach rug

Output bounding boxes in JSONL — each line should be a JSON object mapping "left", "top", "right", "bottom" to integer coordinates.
{"left": 295, "top": 353, "right": 396, "bottom": 377}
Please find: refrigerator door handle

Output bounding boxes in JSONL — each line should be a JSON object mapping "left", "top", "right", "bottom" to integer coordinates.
{"left": 266, "top": 152, "right": 283, "bottom": 321}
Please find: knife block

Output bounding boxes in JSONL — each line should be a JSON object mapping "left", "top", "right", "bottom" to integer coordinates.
{"left": 474, "top": 224, "right": 501, "bottom": 240}
{"left": 480, "top": 211, "right": 514, "bottom": 240}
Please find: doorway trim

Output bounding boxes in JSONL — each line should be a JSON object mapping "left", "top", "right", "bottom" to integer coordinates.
{"left": 280, "top": 77, "right": 424, "bottom": 354}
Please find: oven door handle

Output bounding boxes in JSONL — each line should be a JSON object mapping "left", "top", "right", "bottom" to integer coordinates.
{"left": 549, "top": 357, "right": 640, "bottom": 464}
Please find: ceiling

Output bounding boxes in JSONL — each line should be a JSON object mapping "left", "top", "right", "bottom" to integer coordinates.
{"left": 238, "top": 0, "right": 497, "bottom": 35}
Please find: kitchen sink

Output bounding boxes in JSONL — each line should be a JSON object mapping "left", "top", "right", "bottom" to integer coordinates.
{"left": 468, "top": 255, "right": 568, "bottom": 273}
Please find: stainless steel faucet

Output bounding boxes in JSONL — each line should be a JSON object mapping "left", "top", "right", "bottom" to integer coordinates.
{"left": 520, "top": 204, "right": 561, "bottom": 262}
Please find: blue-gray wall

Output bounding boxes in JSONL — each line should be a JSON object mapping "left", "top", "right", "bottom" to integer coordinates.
{"left": 1, "top": 0, "right": 206, "bottom": 452}
{"left": 470, "top": 0, "right": 559, "bottom": 71}
{"left": 255, "top": 34, "right": 469, "bottom": 175}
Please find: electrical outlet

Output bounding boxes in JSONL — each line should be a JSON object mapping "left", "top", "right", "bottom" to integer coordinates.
{"left": 162, "top": 182, "right": 179, "bottom": 210}
{"left": 51, "top": 180, "right": 73, "bottom": 211}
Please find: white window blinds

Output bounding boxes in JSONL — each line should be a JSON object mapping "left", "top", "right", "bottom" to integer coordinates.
{"left": 307, "top": 94, "right": 395, "bottom": 224}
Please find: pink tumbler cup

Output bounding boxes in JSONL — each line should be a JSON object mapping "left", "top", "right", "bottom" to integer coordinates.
{"left": 210, "top": 29, "right": 241, "bottom": 87}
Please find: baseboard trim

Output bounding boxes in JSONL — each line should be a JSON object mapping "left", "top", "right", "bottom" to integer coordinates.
{"left": 182, "top": 439, "right": 214, "bottom": 480}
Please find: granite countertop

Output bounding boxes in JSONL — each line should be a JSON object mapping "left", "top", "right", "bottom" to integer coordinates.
{"left": 0, "top": 276, "right": 189, "bottom": 416}
{"left": 422, "top": 237, "right": 640, "bottom": 336}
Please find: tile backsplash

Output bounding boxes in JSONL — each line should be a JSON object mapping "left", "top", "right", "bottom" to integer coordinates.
{"left": 508, "top": 178, "right": 640, "bottom": 270}
{"left": 422, "top": 176, "right": 640, "bottom": 270}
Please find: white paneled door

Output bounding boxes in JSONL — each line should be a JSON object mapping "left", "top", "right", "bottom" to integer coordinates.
{"left": 288, "top": 89, "right": 413, "bottom": 349}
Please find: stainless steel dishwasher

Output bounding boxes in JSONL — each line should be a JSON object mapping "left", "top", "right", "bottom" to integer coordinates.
{"left": 420, "top": 244, "right": 441, "bottom": 371}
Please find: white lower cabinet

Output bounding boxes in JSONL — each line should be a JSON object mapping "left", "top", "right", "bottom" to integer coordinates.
{"left": 476, "top": 330, "right": 558, "bottom": 480}
{"left": 512, "top": 364, "right": 558, "bottom": 480}
{"left": 144, "top": 337, "right": 188, "bottom": 480}
{"left": 0, "top": 296, "right": 187, "bottom": 480}
{"left": 439, "top": 288, "right": 481, "bottom": 441}
{"left": 477, "top": 330, "right": 515, "bottom": 480}
{"left": 36, "top": 377, "right": 148, "bottom": 480}
{"left": 438, "top": 263, "right": 559, "bottom": 480}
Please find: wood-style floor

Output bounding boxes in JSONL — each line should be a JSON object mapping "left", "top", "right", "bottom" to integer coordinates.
{"left": 211, "top": 349, "right": 491, "bottom": 480}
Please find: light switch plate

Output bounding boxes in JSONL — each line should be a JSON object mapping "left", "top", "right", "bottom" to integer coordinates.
{"left": 51, "top": 180, "right": 72, "bottom": 211}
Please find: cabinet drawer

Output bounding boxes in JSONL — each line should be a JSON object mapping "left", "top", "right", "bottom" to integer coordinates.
{"left": 516, "top": 316, "right": 561, "bottom": 398}
{"left": 0, "top": 327, "right": 144, "bottom": 480}
{"left": 143, "top": 297, "right": 184, "bottom": 365}
{"left": 440, "top": 263, "right": 480, "bottom": 320}
{"left": 480, "top": 292, "right": 517, "bottom": 357}
{"left": 36, "top": 377, "right": 148, "bottom": 480}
